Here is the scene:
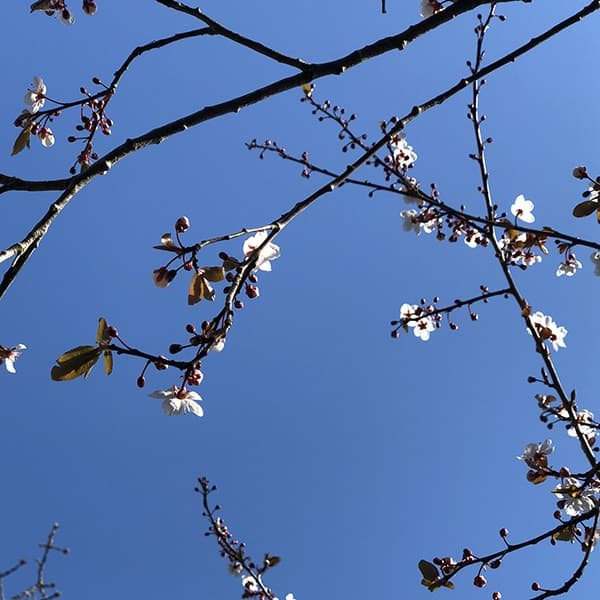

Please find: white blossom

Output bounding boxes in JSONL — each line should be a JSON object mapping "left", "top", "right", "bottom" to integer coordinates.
{"left": 400, "top": 209, "right": 420, "bottom": 234}
{"left": 529, "top": 311, "right": 567, "bottom": 352}
{"left": 149, "top": 387, "right": 203, "bottom": 416}
{"left": 510, "top": 194, "right": 535, "bottom": 223}
{"left": 517, "top": 439, "right": 554, "bottom": 468}
{"left": 241, "top": 575, "right": 261, "bottom": 593}
{"left": 389, "top": 132, "right": 417, "bottom": 169}
{"left": 0, "top": 344, "right": 26, "bottom": 374}
{"left": 566, "top": 409, "right": 596, "bottom": 439}
{"left": 243, "top": 231, "right": 280, "bottom": 272}
{"left": 400, "top": 209, "right": 437, "bottom": 235}
{"left": 556, "top": 256, "right": 582, "bottom": 277}
{"left": 400, "top": 303, "right": 436, "bottom": 341}
{"left": 24, "top": 76, "right": 46, "bottom": 113}
{"left": 553, "top": 478, "right": 596, "bottom": 517}
{"left": 38, "top": 126, "right": 55, "bottom": 148}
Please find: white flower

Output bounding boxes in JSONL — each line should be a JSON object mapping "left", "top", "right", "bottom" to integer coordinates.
{"left": 149, "top": 387, "right": 203, "bottom": 416}
{"left": 553, "top": 478, "right": 596, "bottom": 517}
{"left": 0, "top": 344, "right": 26, "bottom": 374}
{"left": 510, "top": 194, "right": 535, "bottom": 223}
{"left": 24, "top": 76, "right": 46, "bottom": 113}
{"left": 400, "top": 209, "right": 436, "bottom": 235}
{"left": 590, "top": 252, "right": 600, "bottom": 276}
{"left": 243, "top": 231, "right": 280, "bottom": 272}
{"left": 211, "top": 338, "right": 225, "bottom": 352}
{"left": 420, "top": 0, "right": 443, "bottom": 18}
{"left": 242, "top": 575, "right": 261, "bottom": 593}
{"left": 567, "top": 409, "right": 596, "bottom": 439}
{"left": 517, "top": 439, "right": 554, "bottom": 468}
{"left": 463, "top": 229, "right": 482, "bottom": 248}
{"left": 389, "top": 132, "right": 417, "bottom": 169}
{"left": 400, "top": 209, "right": 420, "bottom": 234}
{"left": 38, "top": 127, "right": 55, "bottom": 148}
{"left": 529, "top": 311, "right": 567, "bottom": 352}
{"left": 556, "top": 255, "right": 582, "bottom": 277}
{"left": 400, "top": 303, "right": 436, "bottom": 341}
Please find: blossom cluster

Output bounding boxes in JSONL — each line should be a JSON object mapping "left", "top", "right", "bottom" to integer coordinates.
{"left": 149, "top": 222, "right": 281, "bottom": 416}
{"left": 518, "top": 439, "right": 600, "bottom": 521}
{"left": 387, "top": 132, "right": 417, "bottom": 171}
{"left": 399, "top": 303, "right": 437, "bottom": 341}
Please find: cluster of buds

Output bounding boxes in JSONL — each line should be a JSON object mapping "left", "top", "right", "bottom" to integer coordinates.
{"left": 68, "top": 78, "right": 114, "bottom": 174}
{"left": 497, "top": 227, "right": 548, "bottom": 269}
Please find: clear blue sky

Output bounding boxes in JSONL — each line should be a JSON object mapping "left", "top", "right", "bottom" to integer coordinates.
{"left": 1, "top": 1, "right": 600, "bottom": 599}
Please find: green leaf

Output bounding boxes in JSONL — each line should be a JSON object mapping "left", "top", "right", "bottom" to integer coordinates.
{"left": 418, "top": 560, "right": 440, "bottom": 582}
{"left": 11, "top": 127, "right": 32, "bottom": 156}
{"left": 202, "top": 266, "right": 225, "bottom": 282}
{"left": 572, "top": 200, "right": 597, "bottom": 218}
{"left": 553, "top": 528, "right": 575, "bottom": 543}
{"left": 96, "top": 317, "right": 107, "bottom": 344}
{"left": 103, "top": 350, "right": 113, "bottom": 376}
{"left": 188, "top": 273, "right": 205, "bottom": 305}
{"left": 51, "top": 345, "right": 101, "bottom": 381}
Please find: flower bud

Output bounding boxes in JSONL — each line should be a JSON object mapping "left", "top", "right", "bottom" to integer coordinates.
{"left": 245, "top": 284, "right": 260, "bottom": 299}
{"left": 175, "top": 216, "right": 190, "bottom": 233}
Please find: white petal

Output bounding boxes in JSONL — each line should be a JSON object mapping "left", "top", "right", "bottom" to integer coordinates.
{"left": 149, "top": 389, "right": 174, "bottom": 400}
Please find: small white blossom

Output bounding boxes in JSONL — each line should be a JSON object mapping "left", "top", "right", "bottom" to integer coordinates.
{"left": 149, "top": 387, "right": 203, "bottom": 416}
{"left": 556, "top": 255, "right": 582, "bottom": 277}
{"left": 590, "top": 252, "right": 600, "bottom": 276}
{"left": 529, "top": 311, "right": 567, "bottom": 352}
{"left": 389, "top": 132, "right": 417, "bottom": 169}
{"left": 24, "top": 76, "right": 46, "bottom": 113}
{"left": 587, "top": 183, "right": 600, "bottom": 203}
{"left": 400, "top": 177, "right": 420, "bottom": 202}
{"left": 38, "top": 126, "right": 55, "bottom": 148}
{"left": 400, "top": 209, "right": 436, "bottom": 235}
{"left": 553, "top": 478, "right": 596, "bottom": 517}
{"left": 566, "top": 409, "right": 596, "bottom": 439}
{"left": 400, "top": 209, "right": 420, "bottom": 234}
{"left": 400, "top": 303, "right": 436, "bottom": 341}
{"left": 517, "top": 439, "right": 554, "bottom": 468}
{"left": 241, "top": 575, "right": 261, "bottom": 593}
{"left": 0, "top": 344, "right": 26, "bottom": 374}
{"left": 211, "top": 338, "right": 225, "bottom": 352}
{"left": 243, "top": 231, "right": 280, "bottom": 272}
{"left": 510, "top": 194, "right": 535, "bottom": 223}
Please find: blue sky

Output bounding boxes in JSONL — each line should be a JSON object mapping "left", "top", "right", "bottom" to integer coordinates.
{"left": 1, "top": 1, "right": 600, "bottom": 599}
